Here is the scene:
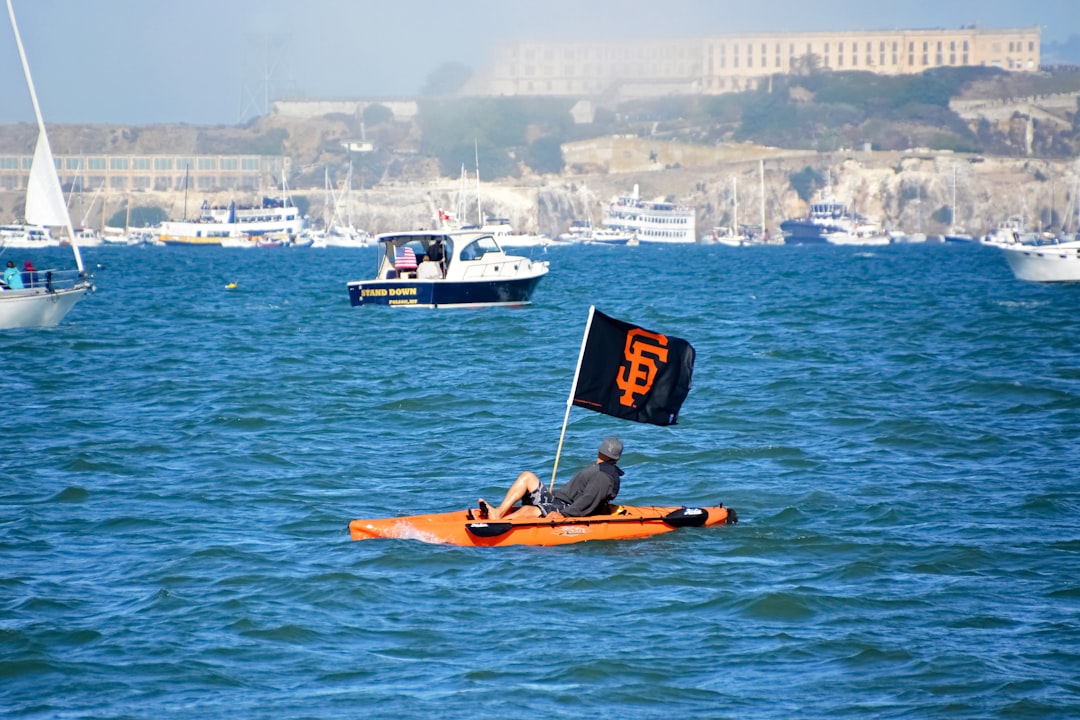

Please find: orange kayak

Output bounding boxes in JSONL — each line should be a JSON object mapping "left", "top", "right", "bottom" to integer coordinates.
{"left": 349, "top": 503, "right": 736, "bottom": 547}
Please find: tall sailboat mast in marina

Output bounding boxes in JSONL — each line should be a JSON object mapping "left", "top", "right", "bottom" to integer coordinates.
{"left": 0, "top": 0, "right": 93, "bottom": 329}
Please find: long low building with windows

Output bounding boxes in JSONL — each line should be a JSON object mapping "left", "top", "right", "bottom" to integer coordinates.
{"left": 482, "top": 25, "right": 1041, "bottom": 98}
{"left": 0, "top": 153, "right": 288, "bottom": 194}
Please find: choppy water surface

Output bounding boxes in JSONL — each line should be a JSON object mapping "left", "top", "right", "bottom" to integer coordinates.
{"left": 2, "top": 243, "right": 1079, "bottom": 718}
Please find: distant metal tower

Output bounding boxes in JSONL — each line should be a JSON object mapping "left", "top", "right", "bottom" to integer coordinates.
{"left": 238, "top": 32, "right": 289, "bottom": 122}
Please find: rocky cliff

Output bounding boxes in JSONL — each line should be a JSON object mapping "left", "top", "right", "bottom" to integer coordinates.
{"left": 2, "top": 105, "right": 1077, "bottom": 238}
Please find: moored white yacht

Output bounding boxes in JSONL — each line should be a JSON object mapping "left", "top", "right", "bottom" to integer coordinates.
{"left": 0, "top": 223, "right": 57, "bottom": 248}
{"left": 781, "top": 197, "right": 889, "bottom": 245}
{"left": 557, "top": 220, "right": 636, "bottom": 245}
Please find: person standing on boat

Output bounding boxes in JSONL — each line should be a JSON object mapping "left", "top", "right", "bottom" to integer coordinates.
{"left": 3, "top": 260, "right": 24, "bottom": 289}
{"left": 426, "top": 236, "right": 447, "bottom": 277}
{"left": 479, "top": 436, "right": 624, "bottom": 521}
{"left": 22, "top": 260, "right": 36, "bottom": 288}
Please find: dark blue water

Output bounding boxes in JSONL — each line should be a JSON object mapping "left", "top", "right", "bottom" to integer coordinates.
{"left": 3, "top": 243, "right": 1079, "bottom": 718}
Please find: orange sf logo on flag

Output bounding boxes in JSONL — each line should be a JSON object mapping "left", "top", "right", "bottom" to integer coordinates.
{"left": 616, "top": 329, "right": 669, "bottom": 407}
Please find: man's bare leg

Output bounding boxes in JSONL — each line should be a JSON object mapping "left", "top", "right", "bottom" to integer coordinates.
{"left": 480, "top": 471, "right": 541, "bottom": 520}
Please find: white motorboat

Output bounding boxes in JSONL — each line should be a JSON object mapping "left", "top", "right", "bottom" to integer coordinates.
{"left": 473, "top": 217, "right": 550, "bottom": 248}
{"left": 998, "top": 239, "right": 1080, "bottom": 283}
{"left": 347, "top": 229, "right": 549, "bottom": 309}
{"left": 982, "top": 216, "right": 1038, "bottom": 246}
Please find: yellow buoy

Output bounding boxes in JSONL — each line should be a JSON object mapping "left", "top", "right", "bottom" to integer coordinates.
{"left": 226, "top": 282, "right": 237, "bottom": 289}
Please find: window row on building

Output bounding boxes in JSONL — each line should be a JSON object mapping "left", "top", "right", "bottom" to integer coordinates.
{"left": 0, "top": 154, "right": 285, "bottom": 193}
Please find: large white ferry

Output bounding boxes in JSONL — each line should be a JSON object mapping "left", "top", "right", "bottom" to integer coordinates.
{"left": 602, "top": 184, "right": 696, "bottom": 244}
{"left": 155, "top": 196, "right": 305, "bottom": 247}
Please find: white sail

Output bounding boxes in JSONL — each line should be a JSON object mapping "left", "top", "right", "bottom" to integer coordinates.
{"left": 25, "top": 129, "right": 69, "bottom": 228}
{"left": 6, "top": 0, "right": 82, "bottom": 272}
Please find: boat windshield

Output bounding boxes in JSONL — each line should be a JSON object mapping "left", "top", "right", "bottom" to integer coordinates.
{"left": 458, "top": 235, "right": 500, "bottom": 261}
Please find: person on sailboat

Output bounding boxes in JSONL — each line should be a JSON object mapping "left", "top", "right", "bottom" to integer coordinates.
{"left": 22, "top": 260, "right": 36, "bottom": 288}
{"left": 478, "top": 437, "right": 624, "bottom": 521}
{"left": 3, "top": 260, "right": 24, "bottom": 289}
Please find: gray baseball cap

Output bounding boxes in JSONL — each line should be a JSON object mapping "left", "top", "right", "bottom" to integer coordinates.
{"left": 598, "top": 436, "right": 623, "bottom": 461}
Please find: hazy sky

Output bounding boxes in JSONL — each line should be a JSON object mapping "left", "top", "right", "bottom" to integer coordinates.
{"left": 0, "top": 0, "right": 1075, "bottom": 126}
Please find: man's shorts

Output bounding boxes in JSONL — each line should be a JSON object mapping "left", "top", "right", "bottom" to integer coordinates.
{"left": 523, "top": 483, "right": 568, "bottom": 517}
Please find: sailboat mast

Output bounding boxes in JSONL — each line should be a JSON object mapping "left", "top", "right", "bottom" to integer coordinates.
{"left": 732, "top": 176, "right": 738, "bottom": 233}
{"left": 324, "top": 166, "right": 333, "bottom": 232}
{"left": 345, "top": 160, "right": 353, "bottom": 228}
{"left": 760, "top": 159, "right": 766, "bottom": 236}
{"left": 951, "top": 164, "right": 957, "bottom": 231}
{"left": 6, "top": 0, "right": 83, "bottom": 272}
{"left": 474, "top": 139, "right": 482, "bottom": 226}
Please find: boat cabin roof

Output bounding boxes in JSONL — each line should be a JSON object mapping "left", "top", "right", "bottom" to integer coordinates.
{"left": 374, "top": 229, "right": 509, "bottom": 263}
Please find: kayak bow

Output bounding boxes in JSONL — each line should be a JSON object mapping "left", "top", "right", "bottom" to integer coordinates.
{"left": 349, "top": 503, "right": 736, "bottom": 547}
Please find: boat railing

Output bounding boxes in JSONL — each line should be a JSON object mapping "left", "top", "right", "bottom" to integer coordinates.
{"left": 13, "top": 268, "right": 88, "bottom": 292}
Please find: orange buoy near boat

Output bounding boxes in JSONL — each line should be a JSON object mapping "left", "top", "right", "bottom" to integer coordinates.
{"left": 349, "top": 503, "right": 736, "bottom": 547}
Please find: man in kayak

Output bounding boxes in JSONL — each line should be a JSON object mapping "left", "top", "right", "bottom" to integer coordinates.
{"left": 479, "top": 436, "right": 624, "bottom": 521}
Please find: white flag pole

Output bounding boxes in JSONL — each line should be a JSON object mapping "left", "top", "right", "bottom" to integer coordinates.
{"left": 551, "top": 305, "right": 596, "bottom": 490}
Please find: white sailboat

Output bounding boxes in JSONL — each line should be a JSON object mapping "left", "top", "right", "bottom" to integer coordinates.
{"left": 702, "top": 176, "right": 751, "bottom": 245}
{"left": 944, "top": 164, "right": 976, "bottom": 243}
{"left": 556, "top": 182, "right": 635, "bottom": 245}
{"left": 311, "top": 162, "right": 370, "bottom": 248}
{"left": 0, "top": 0, "right": 93, "bottom": 329}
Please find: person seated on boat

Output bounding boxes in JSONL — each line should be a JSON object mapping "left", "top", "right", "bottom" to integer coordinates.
{"left": 3, "top": 260, "right": 24, "bottom": 290}
{"left": 478, "top": 436, "right": 623, "bottom": 521}
{"left": 416, "top": 260, "right": 442, "bottom": 279}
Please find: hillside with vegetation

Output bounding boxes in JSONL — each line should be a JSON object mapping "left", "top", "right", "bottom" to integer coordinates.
{"left": 4, "top": 65, "right": 1078, "bottom": 187}
{"left": 398, "top": 65, "right": 1080, "bottom": 181}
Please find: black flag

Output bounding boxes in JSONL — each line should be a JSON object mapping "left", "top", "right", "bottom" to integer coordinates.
{"left": 572, "top": 309, "right": 694, "bottom": 426}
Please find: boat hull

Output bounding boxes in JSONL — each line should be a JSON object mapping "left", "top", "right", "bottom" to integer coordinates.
{"left": 347, "top": 274, "right": 545, "bottom": 308}
{"left": 0, "top": 285, "right": 89, "bottom": 329}
{"left": 999, "top": 242, "right": 1080, "bottom": 282}
{"left": 779, "top": 219, "right": 833, "bottom": 245}
{"left": 349, "top": 503, "right": 736, "bottom": 546}
{"left": 159, "top": 236, "right": 224, "bottom": 247}
{"left": 824, "top": 230, "right": 891, "bottom": 246}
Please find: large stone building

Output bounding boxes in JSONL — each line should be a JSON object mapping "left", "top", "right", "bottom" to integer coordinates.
{"left": 483, "top": 26, "right": 1042, "bottom": 98}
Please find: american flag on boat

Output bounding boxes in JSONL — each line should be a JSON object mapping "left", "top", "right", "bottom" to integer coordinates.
{"left": 394, "top": 246, "right": 417, "bottom": 270}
